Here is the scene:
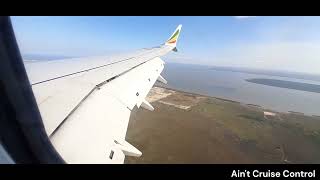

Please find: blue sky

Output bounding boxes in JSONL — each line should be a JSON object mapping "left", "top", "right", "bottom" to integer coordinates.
{"left": 11, "top": 16, "right": 320, "bottom": 74}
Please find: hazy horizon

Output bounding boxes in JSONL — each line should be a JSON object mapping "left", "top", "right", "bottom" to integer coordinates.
{"left": 22, "top": 53, "right": 320, "bottom": 77}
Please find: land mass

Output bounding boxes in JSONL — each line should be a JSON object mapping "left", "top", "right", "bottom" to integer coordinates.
{"left": 125, "top": 87, "right": 320, "bottom": 164}
{"left": 246, "top": 78, "right": 320, "bottom": 93}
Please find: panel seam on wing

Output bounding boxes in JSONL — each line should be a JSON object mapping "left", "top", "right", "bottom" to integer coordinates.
{"left": 48, "top": 58, "right": 157, "bottom": 138}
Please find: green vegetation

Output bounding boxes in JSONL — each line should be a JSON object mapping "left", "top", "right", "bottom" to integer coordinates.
{"left": 125, "top": 88, "right": 320, "bottom": 164}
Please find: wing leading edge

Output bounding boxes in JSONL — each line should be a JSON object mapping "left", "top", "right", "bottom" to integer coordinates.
{"left": 26, "top": 25, "right": 182, "bottom": 163}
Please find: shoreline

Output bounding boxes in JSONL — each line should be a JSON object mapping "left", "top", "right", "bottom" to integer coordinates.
{"left": 154, "top": 85, "right": 316, "bottom": 117}
{"left": 127, "top": 85, "right": 320, "bottom": 164}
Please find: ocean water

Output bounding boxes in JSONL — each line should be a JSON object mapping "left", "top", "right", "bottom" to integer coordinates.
{"left": 161, "top": 63, "right": 320, "bottom": 116}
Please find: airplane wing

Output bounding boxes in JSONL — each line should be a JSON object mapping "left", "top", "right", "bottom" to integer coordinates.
{"left": 23, "top": 25, "right": 182, "bottom": 164}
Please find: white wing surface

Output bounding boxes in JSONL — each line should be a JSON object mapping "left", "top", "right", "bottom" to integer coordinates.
{"left": 24, "top": 25, "right": 182, "bottom": 163}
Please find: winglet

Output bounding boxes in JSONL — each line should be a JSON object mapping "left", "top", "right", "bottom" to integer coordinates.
{"left": 165, "top": 24, "right": 182, "bottom": 47}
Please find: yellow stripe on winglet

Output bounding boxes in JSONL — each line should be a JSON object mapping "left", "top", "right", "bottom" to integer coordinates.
{"left": 166, "top": 25, "right": 182, "bottom": 45}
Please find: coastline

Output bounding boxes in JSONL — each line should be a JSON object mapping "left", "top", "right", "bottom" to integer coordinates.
{"left": 154, "top": 85, "right": 308, "bottom": 117}
{"left": 126, "top": 85, "right": 320, "bottom": 163}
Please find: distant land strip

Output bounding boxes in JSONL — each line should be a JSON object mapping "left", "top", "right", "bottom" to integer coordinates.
{"left": 246, "top": 78, "right": 320, "bottom": 93}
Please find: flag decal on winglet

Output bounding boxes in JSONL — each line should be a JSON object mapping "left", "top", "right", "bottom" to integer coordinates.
{"left": 165, "top": 24, "right": 182, "bottom": 46}
{"left": 167, "top": 29, "right": 180, "bottom": 44}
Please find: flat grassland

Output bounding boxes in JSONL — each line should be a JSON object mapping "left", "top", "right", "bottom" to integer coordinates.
{"left": 125, "top": 87, "right": 320, "bottom": 164}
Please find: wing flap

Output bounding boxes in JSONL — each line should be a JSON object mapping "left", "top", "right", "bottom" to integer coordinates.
{"left": 50, "top": 88, "right": 131, "bottom": 163}
{"left": 30, "top": 51, "right": 168, "bottom": 135}
{"left": 49, "top": 57, "right": 165, "bottom": 163}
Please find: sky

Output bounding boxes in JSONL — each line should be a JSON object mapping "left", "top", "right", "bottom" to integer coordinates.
{"left": 11, "top": 16, "right": 320, "bottom": 74}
